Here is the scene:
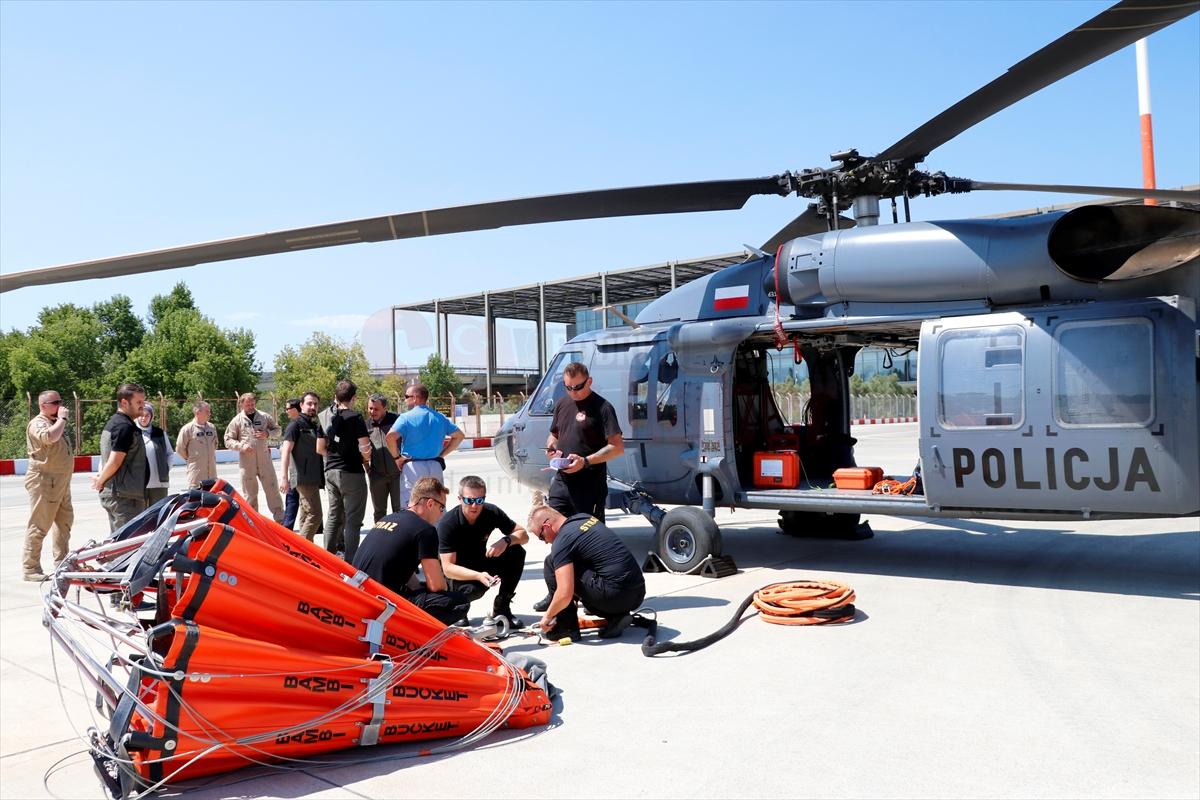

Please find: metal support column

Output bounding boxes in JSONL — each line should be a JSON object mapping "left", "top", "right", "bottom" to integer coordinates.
{"left": 537, "top": 283, "right": 546, "bottom": 373}
{"left": 483, "top": 292, "right": 493, "bottom": 401}
{"left": 433, "top": 300, "right": 441, "bottom": 361}
{"left": 670, "top": 262, "right": 677, "bottom": 290}
{"left": 600, "top": 273, "right": 608, "bottom": 329}
{"left": 390, "top": 307, "right": 397, "bottom": 373}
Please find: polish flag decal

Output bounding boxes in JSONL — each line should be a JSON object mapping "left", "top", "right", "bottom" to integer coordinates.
{"left": 713, "top": 285, "right": 750, "bottom": 311}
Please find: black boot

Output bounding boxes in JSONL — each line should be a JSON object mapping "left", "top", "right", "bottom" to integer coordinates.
{"left": 492, "top": 597, "right": 523, "bottom": 630}
{"left": 543, "top": 605, "right": 580, "bottom": 642}
{"left": 532, "top": 592, "right": 552, "bottom": 613}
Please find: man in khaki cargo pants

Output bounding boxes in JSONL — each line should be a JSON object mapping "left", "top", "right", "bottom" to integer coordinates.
{"left": 224, "top": 392, "right": 283, "bottom": 521}
{"left": 23, "top": 390, "right": 74, "bottom": 581}
{"left": 176, "top": 401, "right": 218, "bottom": 489}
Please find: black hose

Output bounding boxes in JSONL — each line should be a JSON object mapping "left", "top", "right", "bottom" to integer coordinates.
{"left": 639, "top": 592, "right": 758, "bottom": 657}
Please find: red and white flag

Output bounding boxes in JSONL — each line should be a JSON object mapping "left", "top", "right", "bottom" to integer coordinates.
{"left": 713, "top": 285, "right": 750, "bottom": 311}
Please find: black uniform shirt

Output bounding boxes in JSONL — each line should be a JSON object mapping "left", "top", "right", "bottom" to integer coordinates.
{"left": 284, "top": 415, "right": 326, "bottom": 486}
{"left": 104, "top": 412, "right": 140, "bottom": 454}
{"left": 548, "top": 513, "right": 641, "bottom": 587}
{"left": 352, "top": 510, "right": 439, "bottom": 594}
{"left": 324, "top": 408, "right": 369, "bottom": 473}
{"left": 437, "top": 503, "right": 517, "bottom": 564}
{"left": 550, "top": 391, "right": 621, "bottom": 469}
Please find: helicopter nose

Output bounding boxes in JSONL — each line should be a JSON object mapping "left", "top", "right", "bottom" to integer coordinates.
{"left": 492, "top": 419, "right": 519, "bottom": 481}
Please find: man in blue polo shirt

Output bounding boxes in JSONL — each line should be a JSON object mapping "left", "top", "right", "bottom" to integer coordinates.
{"left": 386, "top": 383, "right": 465, "bottom": 510}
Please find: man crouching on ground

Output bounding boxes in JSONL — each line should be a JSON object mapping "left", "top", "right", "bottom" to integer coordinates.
{"left": 527, "top": 502, "right": 645, "bottom": 641}
{"left": 437, "top": 475, "right": 529, "bottom": 628}
{"left": 352, "top": 476, "right": 469, "bottom": 625}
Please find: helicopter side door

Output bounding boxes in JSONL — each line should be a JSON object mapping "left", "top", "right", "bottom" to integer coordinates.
{"left": 919, "top": 300, "right": 1200, "bottom": 516}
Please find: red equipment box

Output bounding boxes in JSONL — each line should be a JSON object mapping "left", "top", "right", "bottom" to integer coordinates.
{"left": 833, "top": 467, "right": 884, "bottom": 490}
{"left": 753, "top": 451, "right": 801, "bottom": 489}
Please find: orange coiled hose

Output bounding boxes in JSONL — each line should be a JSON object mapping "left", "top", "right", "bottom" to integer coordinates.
{"left": 752, "top": 581, "right": 857, "bottom": 625}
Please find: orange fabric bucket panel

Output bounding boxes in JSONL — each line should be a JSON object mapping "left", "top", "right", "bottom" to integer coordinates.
{"left": 172, "top": 527, "right": 496, "bottom": 668}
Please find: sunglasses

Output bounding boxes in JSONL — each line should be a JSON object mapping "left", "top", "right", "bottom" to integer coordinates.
{"left": 565, "top": 379, "right": 588, "bottom": 392}
{"left": 460, "top": 496, "right": 486, "bottom": 506}
{"left": 43, "top": 399, "right": 63, "bottom": 405}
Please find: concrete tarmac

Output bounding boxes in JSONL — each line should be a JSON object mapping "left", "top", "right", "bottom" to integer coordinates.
{"left": 1, "top": 424, "right": 1197, "bottom": 799}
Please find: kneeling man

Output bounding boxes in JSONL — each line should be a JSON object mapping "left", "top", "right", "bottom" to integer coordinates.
{"left": 437, "top": 475, "right": 528, "bottom": 628}
{"left": 526, "top": 504, "right": 646, "bottom": 641}
{"left": 352, "top": 476, "right": 469, "bottom": 625}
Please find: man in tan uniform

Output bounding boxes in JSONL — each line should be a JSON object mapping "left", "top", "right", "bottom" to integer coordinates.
{"left": 176, "top": 401, "right": 218, "bottom": 489}
{"left": 224, "top": 392, "right": 283, "bottom": 521}
{"left": 24, "top": 390, "right": 74, "bottom": 581}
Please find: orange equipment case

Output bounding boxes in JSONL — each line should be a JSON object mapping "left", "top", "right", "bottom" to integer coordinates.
{"left": 833, "top": 467, "right": 884, "bottom": 490}
{"left": 753, "top": 451, "right": 801, "bottom": 489}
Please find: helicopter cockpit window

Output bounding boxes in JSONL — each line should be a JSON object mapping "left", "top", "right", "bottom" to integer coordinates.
{"left": 630, "top": 349, "right": 652, "bottom": 421}
{"left": 938, "top": 326, "right": 1025, "bottom": 429}
{"left": 530, "top": 351, "right": 583, "bottom": 416}
{"left": 1054, "top": 318, "right": 1154, "bottom": 427}
{"left": 656, "top": 351, "right": 678, "bottom": 426}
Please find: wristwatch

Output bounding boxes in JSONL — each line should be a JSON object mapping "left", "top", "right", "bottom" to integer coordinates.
{"left": 582, "top": 456, "right": 591, "bottom": 468}
{"left": 502, "top": 534, "right": 513, "bottom": 546}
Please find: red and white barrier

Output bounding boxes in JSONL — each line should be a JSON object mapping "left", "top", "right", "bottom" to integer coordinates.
{"left": 851, "top": 416, "right": 919, "bottom": 426}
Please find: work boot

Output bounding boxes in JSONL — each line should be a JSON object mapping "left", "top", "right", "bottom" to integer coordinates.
{"left": 23, "top": 572, "right": 47, "bottom": 582}
{"left": 543, "top": 606, "right": 580, "bottom": 642}
{"left": 598, "top": 613, "right": 634, "bottom": 639}
{"left": 532, "top": 592, "right": 552, "bottom": 613}
{"left": 492, "top": 599, "right": 523, "bottom": 630}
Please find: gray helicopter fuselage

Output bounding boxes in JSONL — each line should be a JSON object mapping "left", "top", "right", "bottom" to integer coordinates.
{"left": 495, "top": 206, "right": 1200, "bottom": 522}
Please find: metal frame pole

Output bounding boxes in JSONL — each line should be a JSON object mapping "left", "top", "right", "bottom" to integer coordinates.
{"left": 537, "top": 282, "right": 546, "bottom": 373}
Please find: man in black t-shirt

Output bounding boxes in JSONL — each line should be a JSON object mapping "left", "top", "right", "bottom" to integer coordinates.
{"left": 436, "top": 475, "right": 529, "bottom": 627}
{"left": 545, "top": 362, "right": 623, "bottom": 522}
{"left": 353, "top": 476, "right": 469, "bottom": 625}
{"left": 534, "top": 362, "right": 625, "bottom": 613}
{"left": 92, "top": 383, "right": 149, "bottom": 532}
{"left": 526, "top": 503, "right": 645, "bottom": 642}
{"left": 322, "top": 380, "right": 371, "bottom": 562}
{"left": 279, "top": 392, "right": 327, "bottom": 542}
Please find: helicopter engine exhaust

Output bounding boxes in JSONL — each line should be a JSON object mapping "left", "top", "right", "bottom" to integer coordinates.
{"left": 1047, "top": 205, "right": 1200, "bottom": 282}
{"left": 771, "top": 205, "right": 1199, "bottom": 307}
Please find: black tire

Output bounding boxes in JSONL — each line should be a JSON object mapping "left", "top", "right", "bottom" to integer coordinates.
{"left": 655, "top": 507, "right": 722, "bottom": 573}
{"left": 778, "top": 510, "right": 867, "bottom": 539}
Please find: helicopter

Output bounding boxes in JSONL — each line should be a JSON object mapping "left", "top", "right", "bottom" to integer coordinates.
{"left": 1, "top": 2, "right": 1197, "bottom": 573}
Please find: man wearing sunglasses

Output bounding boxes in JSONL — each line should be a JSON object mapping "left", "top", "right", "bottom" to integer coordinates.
{"left": 386, "top": 383, "right": 465, "bottom": 511}
{"left": 436, "top": 475, "right": 529, "bottom": 628}
{"left": 352, "top": 476, "right": 470, "bottom": 625}
{"left": 534, "top": 362, "right": 624, "bottom": 613}
{"left": 23, "top": 390, "right": 74, "bottom": 581}
{"left": 527, "top": 503, "right": 645, "bottom": 642}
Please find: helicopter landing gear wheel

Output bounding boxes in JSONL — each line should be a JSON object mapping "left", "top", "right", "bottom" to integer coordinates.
{"left": 655, "top": 507, "right": 723, "bottom": 573}
{"left": 778, "top": 510, "right": 872, "bottom": 540}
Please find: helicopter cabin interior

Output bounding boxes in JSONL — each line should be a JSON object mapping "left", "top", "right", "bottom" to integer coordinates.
{"left": 731, "top": 322, "right": 925, "bottom": 510}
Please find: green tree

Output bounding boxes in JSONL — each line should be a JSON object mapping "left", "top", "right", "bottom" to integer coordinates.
{"left": 418, "top": 354, "right": 462, "bottom": 406}
{"left": 273, "top": 333, "right": 379, "bottom": 411}
{"left": 148, "top": 283, "right": 196, "bottom": 326}
{"left": 93, "top": 294, "right": 145, "bottom": 356}
{"left": 123, "top": 308, "right": 258, "bottom": 399}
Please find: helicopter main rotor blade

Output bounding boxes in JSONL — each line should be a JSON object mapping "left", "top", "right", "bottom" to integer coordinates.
{"left": 760, "top": 205, "right": 856, "bottom": 253}
{"left": 0, "top": 176, "right": 792, "bottom": 293}
{"left": 968, "top": 182, "right": 1200, "bottom": 203}
{"left": 877, "top": 0, "right": 1200, "bottom": 164}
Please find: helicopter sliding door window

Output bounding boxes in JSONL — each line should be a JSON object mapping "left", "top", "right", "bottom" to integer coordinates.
{"left": 530, "top": 350, "right": 584, "bottom": 416}
{"left": 937, "top": 325, "right": 1025, "bottom": 429}
{"left": 1054, "top": 318, "right": 1153, "bottom": 427}
{"left": 656, "top": 351, "right": 679, "bottom": 426}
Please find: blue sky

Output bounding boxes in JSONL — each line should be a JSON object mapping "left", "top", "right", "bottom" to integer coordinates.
{"left": 1, "top": 1, "right": 1197, "bottom": 371}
